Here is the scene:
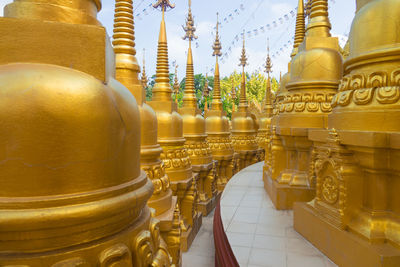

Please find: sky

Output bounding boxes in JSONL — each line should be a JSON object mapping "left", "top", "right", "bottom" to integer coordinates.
{"left": 0, "top": 0, "right": 356, "bottom": 80}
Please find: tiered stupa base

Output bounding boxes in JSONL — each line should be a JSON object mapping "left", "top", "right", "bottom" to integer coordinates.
{"left": 0, "top": 207, "right": 171, "bottom": 267}
{"left": 214, "top": 155, "right": 235, "bottom": 193}
{"left": 262, "top": 127, "right": 315, "bottom": 210}
{"left": 294, "top": 202, "right": 400, "bottom": 267}
{"left": 263, "top": 172, "right": 315, "bottom": 210}
{"left": 193, "top": 161, "right": 218, "bottom": 216}
{"left": 180, "top": 211, "right": 202, "bottom": 252}
{"left": 236, "top": 150, "right": 258, "bottom": 171}
{"left": 169, "top": 174, "right": 202, "bottom": 252}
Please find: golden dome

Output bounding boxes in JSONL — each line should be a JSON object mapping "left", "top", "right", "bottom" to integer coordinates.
{"left": 5, "top": 0, "right": 102, "bottom": 25}
{"left": 277, "top": 72, "right": 290, "bottom": 96}
{"left": 288, "top": 47, "right": 343, "bottom": 86}
{"left": 182, "top": 113, "right": 206, "bottom": 136}
{"left": 329, "top": 0, "right": 400, "bottom": 132}
{"left": 288, "top": 0, "right": 342, "bottom": 87}
{"left": 206, "top": 115, "right": 230, "bottom": 133}
{"left": 348, "top": 0, "right": 400, "bottom": 61}
{"left": 0, "top": 63, "right": 148, "bottom": 250}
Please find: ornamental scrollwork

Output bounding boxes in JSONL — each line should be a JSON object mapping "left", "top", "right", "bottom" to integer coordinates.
{"left": 160, "top": 148, "right": 191, "bottom": 171}
{"left": 279, "top": 91, "right": 335, "bottom": 114}
{"left": 321, "top": 176, "right": 339, "bottom": 204}
{"left": 185, "top": 141, "right": 212, "bottom": 158}
{"left": 142, "top": 163, "right": 169, "bottom": 195}
{"left": 333, "top": 68, "right": 400, "bottom": 107}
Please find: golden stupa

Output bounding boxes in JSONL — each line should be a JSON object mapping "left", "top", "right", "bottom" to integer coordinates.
{"left": 257, "top": 42, "right": 273, "bottom": 163}
{"left": 295, "top": 0, "right": 400, "bottom": 266}
{"left": 147, "top": 0, "right": 200, "bottom": 252}
{"left": 205, "top": 14, "right": 236, "bottom": 193}
{"left": 231, "top": 34, "right": 259, "bottom": 171}
{"left": 179, "top": 0, "right": 217, "bottom": 217}
{"left": 112, "top": 0, "right": 180, "bottom": 264}
{"left": 264, "top": 0, "right": 343, "bottom": 210}
{"left": 0, "top": 0, "right": 171, "bottom": 265}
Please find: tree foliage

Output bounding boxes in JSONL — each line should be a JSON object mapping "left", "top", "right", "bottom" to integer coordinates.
{"left": 145, "top": 71, "right": 279, "bottom": 119}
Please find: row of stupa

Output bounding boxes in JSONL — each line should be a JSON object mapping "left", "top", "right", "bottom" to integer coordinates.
{"left": 261, "top": 0, "right": 400, "bottom": 266}
{"left": 0, "top": 0, "right": 265, "bottom": 266}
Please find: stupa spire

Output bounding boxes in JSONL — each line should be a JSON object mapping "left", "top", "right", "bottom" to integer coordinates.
{"left": 291, "top": 0, "right": 305, "bottom": 57}
{"left": 152, "top": 0, "right": 175, "bottom": 101}
{"left": 182, "top": 0, "right": 198, "bottom": 108}
{"left": 113, "top": 0, "right": 145, "bottom": 103}
{"left": 306, "top": 0, "right": 331, "bottom": 37}
{"left": 211, "top": 13, "right": 223, "bottom": 111}
{"left": 141, "top": 48, "right": 148, "bottom": 89}
{"left": 239, "top": 32, "right": 248, "bottom": 111}
{"left": 113, "top": 0, "right": 135, "bottom": 56}
{"left": 264, "top": 39, "right": 273, "bottom": 117}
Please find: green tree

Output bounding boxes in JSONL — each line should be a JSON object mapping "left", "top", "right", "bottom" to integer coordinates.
{"left": 145, "top": 70, "right": 280, "bottom": 119}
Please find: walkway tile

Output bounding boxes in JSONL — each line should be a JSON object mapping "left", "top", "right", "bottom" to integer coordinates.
{"left": 183, "top": 162, "right": 338, "bottom": 267}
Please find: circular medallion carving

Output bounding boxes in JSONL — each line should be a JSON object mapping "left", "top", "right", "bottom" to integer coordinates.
{"left": 322, "top": 176, "right": 339, "bottom": 204}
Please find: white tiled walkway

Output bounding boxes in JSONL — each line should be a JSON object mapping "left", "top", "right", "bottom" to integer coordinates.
{"left": 182, "top": 162, "right": 337, "bottom": 267}
{"left": 220, "top": 162, "right": 337, "bottom": 267}
{"left": 182, "top": 210, "right": 215, "bottom": 267}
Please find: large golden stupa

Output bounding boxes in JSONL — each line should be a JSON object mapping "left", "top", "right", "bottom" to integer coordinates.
{"left": 112, "top": 0, "right": 180, "bottom": 264}
{"left": 0, "top": 0, "right": 171, "bottom": 265}
{"left": 231, "top": 35, "right": 259, "bottom": 171}
{"left": 179, "top": 0, "right": 217, "bottom": 217}
{"left": 294, "top": 0, "right": 400, "bottom": 266}
{"left": 264, "top": 0, "right": 343, "bottom": 210}
{"left": 147, "top": 0, "right": 200, "bottom": 252}
{"left": 205, "top": 14, "right": 236, "bottom": 193}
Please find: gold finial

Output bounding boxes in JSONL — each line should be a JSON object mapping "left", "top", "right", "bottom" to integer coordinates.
{"left": 153, "top": 0, "right": 175, "bottom": 13}
{"left": 291, "top": 0, "right": 305, "bottom": 58}
{"left": 239, "top": 32, "right": 248, "bottom": 110}
{"left": 174, "top": 64, "right": 180, "bottom": 103}
{"left": 263, "top": 42, "right": 274, "bottom": 117}
{"left": 239, "top": 30, "right": 248, "bottom": 67}
{"left": 306, "top": 0, "right": 331, "bottom": 37}
{"left": 141, "top": 48, "right": 148, "bottom": 89}
{"left": 182, "top": 0, "right": 197, "bottom": 108}
{"left": 213, "top": 13, "right": 222, "bottom": 57}
{"left": 182, "top": 0, "right": 198, "bottom": 43}
{"left": 152, "top": 0, "right": 175, "bottom": 101}
{"left": 265, "top": 38, "right": 273, "bottom": 76}
{"left": 211, "top": 12, "right": 223, "bottom": 111}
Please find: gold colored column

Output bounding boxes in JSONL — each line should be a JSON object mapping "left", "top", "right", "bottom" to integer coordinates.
{"left": 0, "top": 0, "right": 171, "bottom": 266}
{"left": 112, "top": 0, "right": 180, "bottom": 265}
{"left": 231, "top": 34, "right": 259, "bottom": 171}
{"left": 179, "top": 0, "right": 216, "bottom": 218}
{"left": 148, "top": 0, "right": 198, "bottom": 252}
{"left": 294, "top": 0, "right": 400, "bottom": 266}
{"left": 205, "top": 14, "right": 236, "bottom": 193}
